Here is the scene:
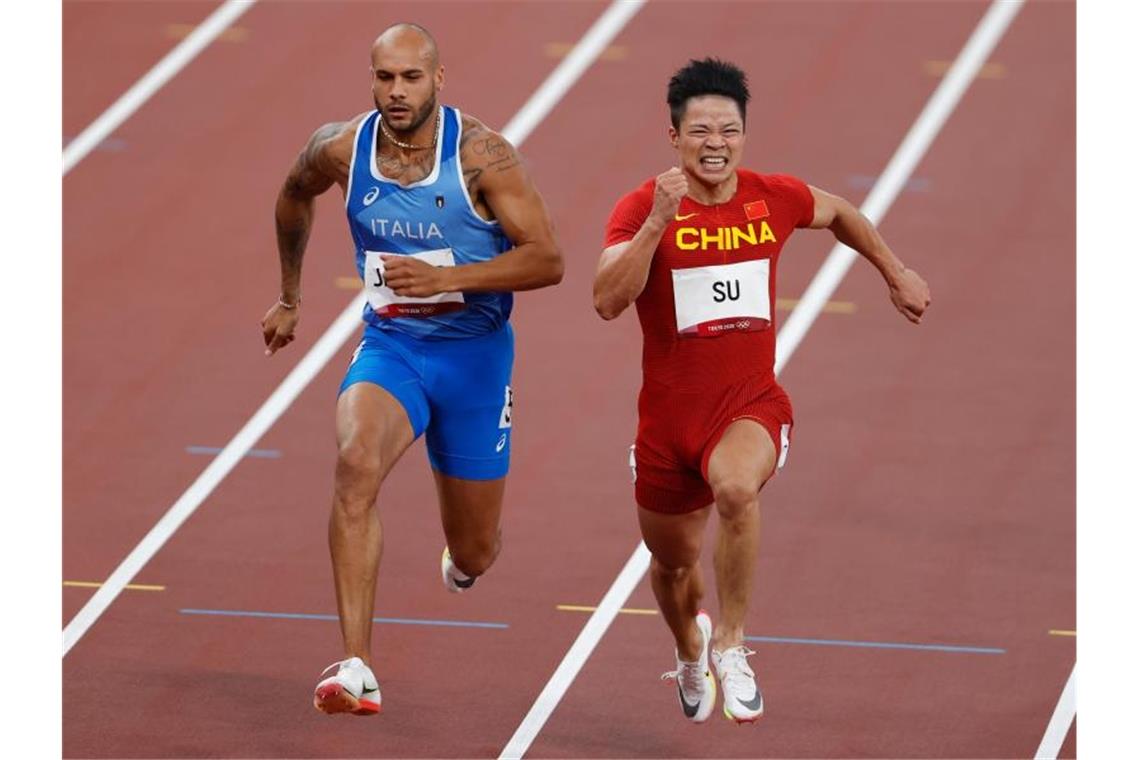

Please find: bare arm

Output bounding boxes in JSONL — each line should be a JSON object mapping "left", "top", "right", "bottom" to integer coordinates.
{"left": 381, "top": 123, "right": 563, "bottom": 296}
{"left": 808, "top": 185, "right": 931, "bottom": 324}
{"left": 261, "top": 120, "right": 354, "bottom": 355}
{"left": 593, "top": 168, "right": 688, "bottom": 320}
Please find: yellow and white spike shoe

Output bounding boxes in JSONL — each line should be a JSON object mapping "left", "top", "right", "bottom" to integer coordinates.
{"left": 712, "top": 645, "right": 763, "bottom": 723}
{"left": 660, "top": 610, "right": 717, "bottom": 722}
{"left": 441, "top": 546, "right": 476, "bottom": 593}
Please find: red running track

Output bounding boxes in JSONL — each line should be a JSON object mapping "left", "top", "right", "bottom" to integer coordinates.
{"left": 63, "top": 1, "right": 1075, "bottom": 757}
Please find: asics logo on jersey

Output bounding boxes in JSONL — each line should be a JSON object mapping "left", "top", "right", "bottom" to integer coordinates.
{"left": 676, "top": 221, "right": 777, "bottom": 251}
{"left": 495, "top": 434, "right": 507, "bottom": 453}
{"left": 362, "top": 187, "right": 380, "bottom": 206}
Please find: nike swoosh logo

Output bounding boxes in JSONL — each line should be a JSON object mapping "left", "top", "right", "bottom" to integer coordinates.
{"left": 734, "top": 691, "right": 763, "bottom": 711}
{"left": 674, "top": 212, "right": 699, "bottom": 221}
{"left": 678, "top": 683, "right": 701, "bottom": 717}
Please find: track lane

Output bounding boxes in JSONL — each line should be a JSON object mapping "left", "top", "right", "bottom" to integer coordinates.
{"left": 64, "top": 2, "right": 639, "bottom": 757}
{"left": 519, "top": 1, "right": 1073, "bottom": 757}
{"left": 63, "top": 0, "right": 218, "bottom": 139}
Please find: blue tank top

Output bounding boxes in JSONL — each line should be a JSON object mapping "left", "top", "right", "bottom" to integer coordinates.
{"left": 345, "top": 106, "right": 513, "bottom": 339}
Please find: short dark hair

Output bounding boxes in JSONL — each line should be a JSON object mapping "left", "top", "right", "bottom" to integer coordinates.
{"left": 666, "top": 58, "right": 750, "bottom": 129}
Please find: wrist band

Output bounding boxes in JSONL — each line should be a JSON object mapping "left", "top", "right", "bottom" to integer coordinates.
{"left": 277, "top": 296, "right": 301, "bottom": 310}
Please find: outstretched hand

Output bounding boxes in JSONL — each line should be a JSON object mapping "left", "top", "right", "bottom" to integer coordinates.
{"left": 380, "top": 255, "right": 451, "bottom": 298}
{"left": 889, "top": 268, "right": 931, "bottom": 324}
{"left": 260, "top": 301, "right": 300, "bottom": 355}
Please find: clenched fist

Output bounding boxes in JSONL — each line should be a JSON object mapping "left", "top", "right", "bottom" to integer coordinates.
{"left": 889, "top": 268, "right": 931, "bottom": 324}
{"left": 650, "top": 167, "right": 689, "bottom": 226}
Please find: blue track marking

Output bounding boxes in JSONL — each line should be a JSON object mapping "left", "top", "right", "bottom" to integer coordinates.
{"left": 744, "top": 634, "right": 1004, "bottom": 654}
{"left": 185, "top": 446, "right": 282, "bottom": 459}
{"left": 180, "top": 608, "right": 508, "bottom": 630}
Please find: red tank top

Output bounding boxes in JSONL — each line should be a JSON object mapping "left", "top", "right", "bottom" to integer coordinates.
{"left": 604, "top": 170, "right": 814, "bottom": 392}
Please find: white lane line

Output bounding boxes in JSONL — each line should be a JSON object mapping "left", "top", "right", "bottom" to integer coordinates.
{"left": 1035, "top": 664, "right": 1076, "bottom": 759}
{"left": 62, "top": 0, "right": 647, "bottom": 656}
{"left": 63, "top": 0, "right": 256, "bottom": 175}
{"left": 776, "top": 0, "right": 1024, "bottom": 370}
{"left": 497, "top": 2, "right": 1024, "bottom": 758}
{"left": 500, "top": 0, "right": 645, "bottom": 145}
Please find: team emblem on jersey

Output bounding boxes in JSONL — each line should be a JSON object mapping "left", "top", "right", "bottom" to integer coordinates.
{"left": 435, "top": 195, "right": 445, "bottom": 208}
{"left": 744, "top": 200, "right": 769, "bottom": 220}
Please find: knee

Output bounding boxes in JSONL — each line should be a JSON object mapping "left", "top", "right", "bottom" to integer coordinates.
{"left": 334, "top": 441, "right": 382, "bottom": 512}
{"left": 650, "top": 555, "right": 697, "bottom": 583}
{"left": 711, "top": 476, "right": 759, "bottom": 522}
{"left": 451, "top": 532, "right": 501, "bottom": 577}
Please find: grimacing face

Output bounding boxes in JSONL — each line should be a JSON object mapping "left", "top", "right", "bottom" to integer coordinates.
{"left": 370, "top": 38, "right": 444, "bottom": 133}
{"left": 669, "top": 95, "right": 745, "bottom": 188}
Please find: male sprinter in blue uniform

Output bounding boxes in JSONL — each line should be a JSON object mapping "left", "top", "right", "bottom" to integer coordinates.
{"left": 259, "top": 23, "right": 563, "bottom": 715}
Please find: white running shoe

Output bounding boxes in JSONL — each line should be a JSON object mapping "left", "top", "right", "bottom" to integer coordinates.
{"left": 660, "top": 610, "right": 716, "bottom": 723}
{"left": 313, "top": 656, "right": 381, "bottom": 716}
{"left": 712, "top": 645, "right": 763, "bottom": 723}
{"left": 441, "top": 546, "right": 476, "bottom": 593}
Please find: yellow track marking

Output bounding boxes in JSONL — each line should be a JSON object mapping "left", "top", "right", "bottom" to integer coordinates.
{"left": 1048, "top": 629, "right": 1077, "bottom": 637}
{"left": 558, "top": 604, "right": 657, "bottom": 616}
{"left": 166, "top": 23, "right": 248, "bottom": 43}
{"left": 776, "top": 297, "right": 857, "bottom": 314}
{"left": 65, "top": 581, "right": 166, "bottom": 592}
{"left": 924, "top": 59, "right": 1006, "bottom": 79}
{"left": 545, "top": 42, "right": 627, "bottom": 61}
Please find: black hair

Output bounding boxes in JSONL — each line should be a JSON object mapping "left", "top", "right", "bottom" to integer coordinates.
{"left": 666, "top": 58, "right": 750, "bottom": 129}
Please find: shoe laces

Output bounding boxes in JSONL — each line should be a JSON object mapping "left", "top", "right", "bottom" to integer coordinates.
{"left": 716, "top": 646, "right": 757, "bottom": 693}
{"left": 661, "top": 659, "right": 707, "bottom": 699}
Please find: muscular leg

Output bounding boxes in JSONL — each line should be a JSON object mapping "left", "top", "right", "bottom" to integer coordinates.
{"left": 434, "top": 472, "right": 505, "bottom": 578}
{"left": 329, "top": 383, "right": 415, "bottom": 666}
{"left": 638, "top": 505, "right": 713, "bottom": 661}
{"left": 705, "top": 419, "right": 777, "bottom": 652}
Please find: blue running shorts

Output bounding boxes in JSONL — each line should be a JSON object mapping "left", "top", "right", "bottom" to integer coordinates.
{"left": 339, "top": 323, "right": 514, "bottom": 480}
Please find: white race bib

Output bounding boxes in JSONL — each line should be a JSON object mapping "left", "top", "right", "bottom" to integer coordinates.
{"left": 671, "top": 259, "right": 771, "bottom": 337}
{"left": 364, "top": 248, "right": 466, "bottom": 318}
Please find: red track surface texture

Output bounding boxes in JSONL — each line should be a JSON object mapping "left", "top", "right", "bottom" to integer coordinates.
{"left": 64, "top": 1, "right": 1075, "bottom": 758}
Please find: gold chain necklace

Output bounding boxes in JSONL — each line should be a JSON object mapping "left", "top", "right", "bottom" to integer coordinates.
{"left": 379, "top": 110, "right": 439, "bottom": 151}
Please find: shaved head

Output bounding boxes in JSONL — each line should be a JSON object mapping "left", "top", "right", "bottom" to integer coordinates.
{"left": 372, "top": 23, "right": 439, "bottom": 71}
{"left": 369, "top": 22, "right": 444, "bottom": 135}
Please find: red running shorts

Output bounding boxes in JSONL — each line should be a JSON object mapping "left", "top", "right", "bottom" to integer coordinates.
{"left": 631, "top": 375, "right": 793, "bottom": 514}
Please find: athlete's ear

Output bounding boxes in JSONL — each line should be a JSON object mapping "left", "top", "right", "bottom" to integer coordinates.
{"left": 668, "top": 125, "right": 679, "bottom": 150}
{"left": 436, "top": 63, "right": 445, "bottom": 91}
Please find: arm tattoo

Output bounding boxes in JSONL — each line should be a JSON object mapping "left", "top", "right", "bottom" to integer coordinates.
{"left": 487, "top": 154, "right": 522, "bottom": 173}
{"left": 282, "top": 121, "right": 342, "bottom": 200}
{"left": 460, "top": 126, "right": 523, "bottom": 201}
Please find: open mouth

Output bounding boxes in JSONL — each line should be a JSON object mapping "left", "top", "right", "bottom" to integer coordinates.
{"left": 700, "top": 156, "right": 728, "bottom": 170}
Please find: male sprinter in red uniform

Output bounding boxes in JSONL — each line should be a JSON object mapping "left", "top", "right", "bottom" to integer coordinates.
{"left": 594, "top": 59, "right": 930, "bottom": 723}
